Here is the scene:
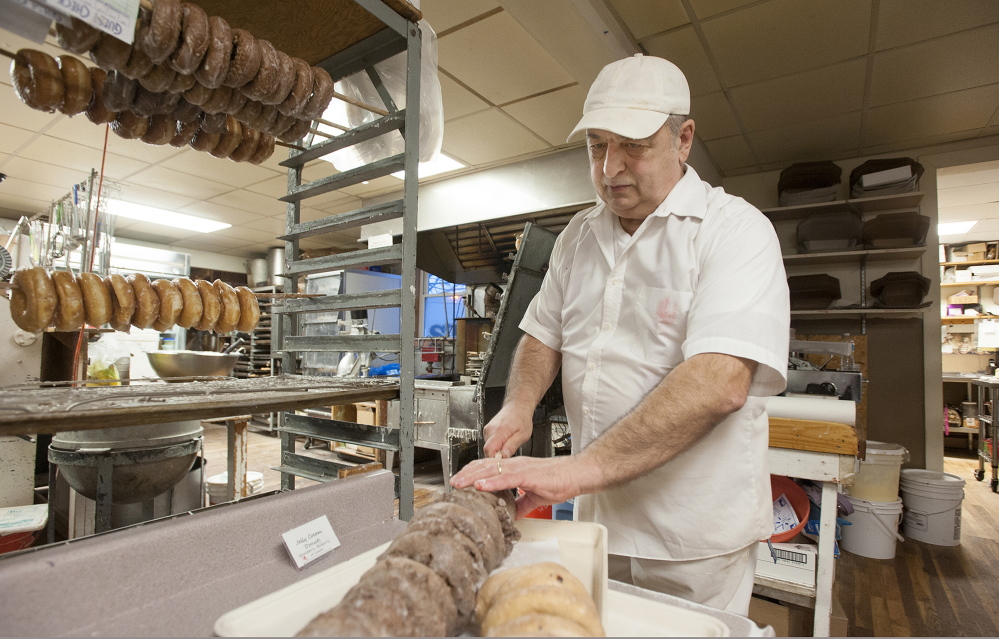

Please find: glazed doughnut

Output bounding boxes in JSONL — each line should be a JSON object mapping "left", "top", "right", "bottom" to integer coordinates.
{"left": 200, "top": 85, "right": 232, "bottom": 115}
{"left": 138, "top": 63, "right": 177, "bottom": 93}
{"left": 212, "top": 280, "right": 240, "bottom": 333}
{"left": 86, "top": 68, "right": 118, "bottom": 125}
{"left": 183, "top": 81, "right": 213, "bottom": 106}
{"left": 172, "top": 277, "right": 202, "bottom": 329}
{"left": 476, "top": 563, "right": 591, "bottom": 622}
{"left": 262, "top": 50, "right": 296, "bottom": 106}
{"left": 221, "top": 88, "right": 247, "bottom": 116}
{"left": 170, "top": 118, "right": 201, "bottom": 147}
{"left": 232, "top": 98, "right": 262, "bottom": 125}
{"left": 279, "top": 118, "right": 312, "bottom": 143}
{"left": 50, "top": 270, "right": 85, "bottom": 332}
{"left": 127, "top": 273, "right": 159, "bottom": 329}
{"left": 234, "top": 286, "right": 260, "bottom": 331}
{"left": 77, "top": 272, "right": 112, "bottom": 327}
{"left": 102, "top": 71, "right": 138, "bottom": 112}
{"left": 189, "top": 129, "right": 221, "bottom": 153}
{"left": 228, "top": 126, "right": 260, "bottom": 163}
{"left": 169, "top": 3, "right": 210, "bottom": 75}
{"left": 240, "top": 38, "right": 279, "bottom": 102}
{"left": 302, "top": 66, "right": 334, "bottom": 120}
{"left": 141, "top": 0, "right": 183, "bottom": 64}
{"left": 278, "top": 58, "right": 313, "bottom": 117}
{"left": 484, "top": 614, "right": 591, "bottom": 638}
{"left": 121, "top": 26, "right": 155, "bottom": 80}
{"left": 105, "top": 273, "right": 135, "bottom": 332}
{"left": 266, "top": 113, "right": 295, "bottom": 137}
{"left": 169, "top": 72, "right": 197, "bottom": 93}
{"left": 200, "top": 111, "right": 227, "bottom": 134}
{"left": 150, "top": 278, "right": 183, "bottom": 331}
{"left": 248, "top": 133, "right": 275, "bottom": 165}
{"left": 223, "top": 29, "right": 261, "bottom": 89}
{"left": 481, "top": 586, "right": 603, "bottom": 637}
{"left": 251, "top": 104, "right": 279, "bottom": 133}
{"left": 56, "top": 18, "right": 102, "bottom": 54}
{"left": 141, "top": 114, "right": 177, "bottom": 145}
{"left": 90, "top": 32, "right": 133, "bottom": 71}
{"left": 194, "top": 279, "right": 221, "bottom": 331}
{"left": 195, "top": 16, "right": 232, "bottom": 89}
{"left": 170, "top": 97, "right": 201, "bottom": 123}
{"left": 9, "top": 267, "right": 57, "bottom": 333}
{"left": 111, "top": 110, "right": 150, "bottom": 140}
{"left": 57, "top": 55, "right": 92, "bottom": 116}
{"left": 11, "top": 49, "right": 64, "bottom": 112}
{"left": 209, "top": 116, "right": 242, "bottom": 159}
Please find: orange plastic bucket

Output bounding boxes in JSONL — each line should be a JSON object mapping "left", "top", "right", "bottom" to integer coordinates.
{"left": 770, "top": 475, "right": 810, "bottom": 543}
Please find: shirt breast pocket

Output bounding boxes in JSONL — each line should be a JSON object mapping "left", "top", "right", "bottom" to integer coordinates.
{"left": 628, "top": 286, "right": 693, "bottom": 367}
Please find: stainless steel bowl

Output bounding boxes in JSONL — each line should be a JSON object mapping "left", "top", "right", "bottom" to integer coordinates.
{"left": 146, "top": 350, "right": 239, "bottom": 380}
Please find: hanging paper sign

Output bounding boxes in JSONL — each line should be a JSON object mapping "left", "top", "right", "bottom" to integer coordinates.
{"left": 0, "top": 0, "right": 63, "bottom": 42}
{"left": 39, "top": 0, "right": 140, "bottom": 43}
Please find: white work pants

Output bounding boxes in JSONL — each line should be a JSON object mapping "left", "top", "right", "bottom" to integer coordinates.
{"left": 607, "top": 542, "right": 758, "bottom": 615}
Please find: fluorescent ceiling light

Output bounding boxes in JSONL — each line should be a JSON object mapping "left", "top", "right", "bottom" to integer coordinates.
{"left": 391, "top": 154, "right": 466, "bottom": 180}
{"left": 107, "top": 201, "right": 231, "bottom": 233}
{"left": 938, "top": 221, "right": 977, "bottom": 236}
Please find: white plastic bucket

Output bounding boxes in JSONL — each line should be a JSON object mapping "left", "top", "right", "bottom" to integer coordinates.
{"left": 847, "top": 441, "right": 909, "bottom": 502}
{"left": 899, "top": 469, "right": 965, "bottom": 546}
{"left": 840, "top": 495, "right": 904, "bottom": 559}
{"left": 207, "top": 471, "right": 264, "bottom": 504}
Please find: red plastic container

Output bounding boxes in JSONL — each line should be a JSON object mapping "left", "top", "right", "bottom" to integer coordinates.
{"left": 770, "top": 474, "right": 810, "bottom": 543}
{"left": 525, "top": 504, "right": 553, "bottom": 519}
{"left": 0, "top": 530, "right": 38, "bottom": 554}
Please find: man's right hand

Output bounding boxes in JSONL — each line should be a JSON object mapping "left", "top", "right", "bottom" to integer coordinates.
{"left": 482, "top": 403, "right": 534, "bottom": 458}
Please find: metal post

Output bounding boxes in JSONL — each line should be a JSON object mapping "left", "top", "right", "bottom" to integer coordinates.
{"left": 94, "top": 454, "right": 114, "bottom": 533}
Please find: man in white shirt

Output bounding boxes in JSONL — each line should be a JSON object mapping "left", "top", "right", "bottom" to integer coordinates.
{"left": 451, "top": 54, "right": 789, "bottom": 614}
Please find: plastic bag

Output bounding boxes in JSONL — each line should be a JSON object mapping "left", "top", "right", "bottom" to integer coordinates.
{"left": 86, "top": 333, "right": 132, "bottom": 385}
{"left": 327, "top": 19, "right": 444, "bottom": 171}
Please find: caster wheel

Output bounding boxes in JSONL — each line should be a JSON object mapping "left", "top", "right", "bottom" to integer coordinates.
{"left": 992, "top": 478, "right": 998, "bottom": 493}
{"left": 975, "top": 469, "right": 985, "bottom": 481}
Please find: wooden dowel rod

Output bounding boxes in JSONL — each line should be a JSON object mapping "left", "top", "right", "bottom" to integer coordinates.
{"left": 253, "top": 293, "right": 324, "bottom": 298}
{"left": 0, "top": 47, "right": 23, "bottom": 63}
{"left": 314, "top": 117, "right": 349, "bottom": 132}
{"left": 332, "top": 91, "right": 389, "bottom": 117}
{"left": 275, "top": 141, "right": 305, "bottom": 150}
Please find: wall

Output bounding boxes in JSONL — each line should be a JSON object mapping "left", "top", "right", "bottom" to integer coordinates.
{"left": 113, "top": 238, "right": 249, "bottom": 274}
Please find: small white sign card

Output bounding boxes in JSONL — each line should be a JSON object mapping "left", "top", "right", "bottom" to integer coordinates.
{"left": 40, "top": 0, "right": 140, "bottom": 43}
{"left": 772, "top": 493, "right": 800, "bottom": 534}
{"left": 282, "top": 515, "right": 341, "bottom": 569}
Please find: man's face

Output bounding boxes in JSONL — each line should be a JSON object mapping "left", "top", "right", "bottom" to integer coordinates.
{"left": 586, "top": 120, "right": 694, "bottom": 226}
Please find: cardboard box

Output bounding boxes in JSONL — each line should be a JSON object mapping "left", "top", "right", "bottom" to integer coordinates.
{"left": 748, "top": 597, "right": 814, "bottom": 637}
{"left": 967, "top": 242, "right": 988, "bottom": 253}
{"left": 949, "top": 293, "right": 979, "bottom": 304}
{"left": 756, "top": 541, "right": 817, "bottom": 588}
{"left": 955, "top": 270, "right": 973, "bottom": 282}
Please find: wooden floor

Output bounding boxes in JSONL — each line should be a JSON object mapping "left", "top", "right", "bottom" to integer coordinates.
{"left": 834, "top": 451, "right": 999, "bottom": 637}
{"left": 203, "top": 426, "right": 999, "bottom": 636}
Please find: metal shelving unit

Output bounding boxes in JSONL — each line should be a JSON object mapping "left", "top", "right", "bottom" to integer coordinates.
{"left": 974, "top": 377, "right": 999, "bottom": 492}
{"left": 234, "top": 285, "right": 278, "bottom": 431}
{"left": 272, "top": 0, "right": 420, "bottom": 519}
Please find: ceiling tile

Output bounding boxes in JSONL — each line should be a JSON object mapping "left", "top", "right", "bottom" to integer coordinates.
{"left": 876, "top": 0, "right": 999, "bottom": 51}
{"left": 114, "top": 220, "right": 200, "bottom": 241}
{"left": 223, "top": 225, "right": 285, "bottom": 243}
{"left": 179, "top": 201, "right": 265, "bottom": 225}
{"left": 441, "top": 108, "right": 549, "bottom": 166}
{"left": 44, "top": 117, "right": 184, "bottom": 166}
{"left": 116, "top": 182, "right": 199, "bottom": 211}
{"left": 337, "top": 175, "right": 404, "bottom": 197}
{"left": 749, "top": 111, "right": 862, "bottom": 165}
{"left": 938, "top": 181, "right": 999, "bottom": 209}
{"left": 869, "top": 24, "right": 999, "bottom": 107}
{"left": 421, "top": 0, "right": 500, "bottom": 33}
{"left": 640, "top": 25, "right": 720, "bottom": 97}
{"left": 863, "top": 83, "right": 999, "bottom": 146}
{"left": 607, "top": 0, "right": 689, "bottom": 41}
{"left": 700, "top": 0, "right": 871, "bottom": 86}
{"left": 437, "top": 11, "right": 574, "bottom": 105}
{"left": 938, "top": 160, "right": 999, "bottom": 188}
{"left": 128, "top": 165, "right": 234, "bottom": 201}
{"left": 731, "top": 58, "right": 866, "bottom": 132}
{"left": 315, "top": 193, "right": 363, "bottom": 213}
{"left": 938, "top": 202, "right": 999, "bottom": 224}
{"left": 172, "top": 234, "right": 254, "bottom": 251}
{"left": 501, "top": 84, "right": 588, "bottom": 146}
{"left": 302, "top": 159, "right": 340, "bottom": 184}
{"left": 0, "top": 156, "right": 93, "bottom": 190}
{"left": 689, "top": 91, "right": 741, "bottom": 141}
{"left": 0, "top": 85, "right": 64, "bottom": 133}
{"left": 159, "top": 148, "right": 280, "bottom": 188}
{"left": 208, "top": 188, "right": 285, "bottom": 217}
{"left": 861, "top": 129, "right": 984, "bottom": 157}
{"left": 1, "top": 177, "right": 68, "bottom": 203}
{"left": 0, "top": 122, "right": 36, "bottom": 154}
{"left": 220, "top": 246, "right": 268, "bottom": 258}
{"left": 703, "top": 134, "right": 755, "bottom": 170}
{"left": 18, "top": 135, "right": 148, "bottom": 180}
{"left": 439, "top": 73, "right": 491, "bottom": 121}
{"left": 243, "top": 216, "right": 287, "bottom": 235}
{"left": 245, "top": 174, "right": 291, "bottom": 198}
{"left": 687, "top": 0, "right": 757, "bottom": 20}
{"left": 0, "top": 192, "right": 48, "bottom": 214}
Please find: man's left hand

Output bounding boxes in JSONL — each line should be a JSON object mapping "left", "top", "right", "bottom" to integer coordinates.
{"left": 449, "top": 455, "right": 591, "bottom": 519}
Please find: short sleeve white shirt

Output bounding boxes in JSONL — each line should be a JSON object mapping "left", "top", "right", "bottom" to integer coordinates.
{"left": 520, "top": 165, "right": 790, "bottom": 560}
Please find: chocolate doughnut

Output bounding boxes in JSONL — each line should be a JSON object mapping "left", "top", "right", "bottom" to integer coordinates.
{"left": 90, "top": 32, "right": 133, "bottom": 72}
{"left": 189, "top": 129, "right": 221, "bottom": 153}
{"left": 78, "top": 272, "right": 112, "bottom": 327}
{"left": 170, "top": 97, "right": 201, "bottom": 123}
{"left": 110, "top": 110, "right": 150, "bottom": 139}
{"left": 209, "top": 116, "right": 242, "bottom": 159}
{"left": 251, "top": 104, "right": 279, "bottom": 133}
{"left": 232, "top": 97, "right": 262, "bottom": 125}
{"left": 131, "top": 86, "right": 179, "bottom": 116}
{"left": 169, "top": 72, "right": 196, "bottom": 93}
{"left": 194, "top": 279, "right": 220, "bottom": 331}
{"left": 141, "top": 113, "right": 176, "bottom": 145}
{"left": 169, "top": 3, "right": 210, "bottom": 75}
{"left": 170, "top": 118, "right": 201, "bottom": 147}
{"left": 221, "top": 88, "right": 247, "bottom": 115}
{"left": 138, "top": 63, "right": 176, "bottom": 93}
{"left": 240, "top": 38, "right": 279, "bottom": 102}
{"left": 11, "top": 49, "right": 64, "bottom": 112}
{"left": 172, "top": 277, "right": 202, "bottom": 329}
{"left": 51, "top": 270, "right": 85, "bottom": 332}
{"left": 102, "top": 71, "right": 138, "bottom": 112}
{"left": 200, "top": 111, "right": 227, "bottom": 134}
{"left": 121, "top": 26, "right": 155, "bottom": 80}
{"left": 278, "top": 118, "right": 312, "bottom": 143}
{"left": 85, "top": 68, "right": 118, "bottom": 125}
{"left": 234, "top": 286, "right": 260, "bottom": 331}
{"left": 128, "top": 273, "right": 159, "bottom": 329}
{"left": 278, "top": 58, "right": 313, "bottom": 117}
{"left": 262, "top": 50, "right": 296, "bottom": 106}
{"left": 302, "top": 66, "right": 334, "bottom": 120}
{"left": 151, "top": 278, "right": 183, "bottom": 331}
{"left": 212, "top": 280, "right": 240, "bottom": 333}
{"left": 200, "top": 85, "right": 232, "bottom": 115}
{"left": 141, "top": 0, "right": 182, "bottom": 64}
{"left": 227, "top": 126, "right": 259, "bottom": 162}
{"left": 223, "top": 28, "right": 260, "bottom": 89}
{"left": 195, "top": 16, "right": 232, "bottom": 89}
{"left": 56, "top": 55, "right": 92, "bottom": 116}
{"left": 248, "top": 133, "right": 275, "bottom": 164}
{"left": 105, "top": 273, "right": 135, "bottom": 332}
{"left": 183, "top": 81, "right": 213, "bottom": 106}
{"left": 9, "top": 267, "right": 57, "bottom": 333}
{"left": 56, "top": 18, "right": 102, "bottom": 54}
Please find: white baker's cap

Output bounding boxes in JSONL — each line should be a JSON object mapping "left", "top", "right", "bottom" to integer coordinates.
{"left": 567, "top": 54, "right": 690, "bottom": 143}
